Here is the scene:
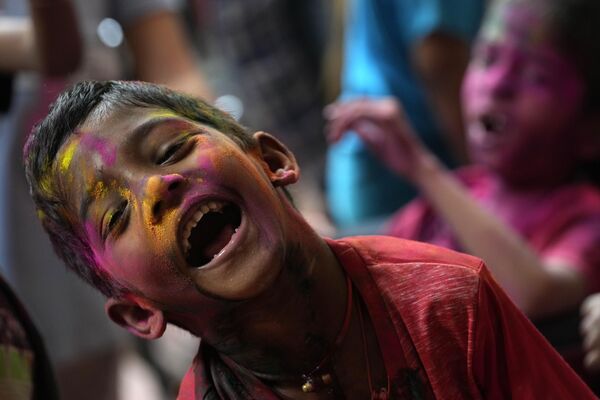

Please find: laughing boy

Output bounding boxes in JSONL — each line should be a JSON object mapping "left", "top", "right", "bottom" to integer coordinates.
{"left": 23, "top": 81, "right": 596, "bottom": 399}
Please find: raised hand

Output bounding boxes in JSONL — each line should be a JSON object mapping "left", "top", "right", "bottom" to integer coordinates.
{"left": 324, "top": 97, "right": 432, "bottom": 181}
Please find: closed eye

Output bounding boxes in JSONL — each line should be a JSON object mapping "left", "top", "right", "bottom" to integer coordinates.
{"left": 102, "top": 200, "right": 129, "bottom": 240}
{"left": 156, "top": 134, "right": 196, "bottom": 165}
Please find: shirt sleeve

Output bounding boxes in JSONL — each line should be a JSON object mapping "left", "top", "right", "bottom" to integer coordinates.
{"left": 398, "top": 0, "right": 484, "bottom": 45}
{"left": 472, "top": 266, "right": 596, "bottom": 399}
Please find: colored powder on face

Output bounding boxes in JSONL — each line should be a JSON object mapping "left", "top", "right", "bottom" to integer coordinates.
{"left": 142, "top": 176, "right": 160, "bottom": 219}
{"left": 118, "top": 186, "right": 132, "bottom": 201}
{"left": 80, "top": 134, "right": 117, "bottom": 167}
{"left": 59, "top": 140, "right": 79, "bottom": 173}
{"left": 83, "top": 220, "right": 108, "bottom": 270}
{"left": 88, "top": 181, "right": 109, "bottom": 202}
{"left": 150, "top": 110, "right": 180, "bottom": 120}
{"left": 140, "top": 175, "right": 179, "bottom": 246}
{"left": 482, "top": 2, "right": 547, "bottom": 46}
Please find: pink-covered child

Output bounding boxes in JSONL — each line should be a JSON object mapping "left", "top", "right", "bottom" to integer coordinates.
{"left": 326, "top": 0, "right": 600, "bottom": 383}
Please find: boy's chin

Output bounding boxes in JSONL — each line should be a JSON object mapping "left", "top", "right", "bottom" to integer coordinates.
{"left": 189, "top": 243, "right": 285, "bottom": 301}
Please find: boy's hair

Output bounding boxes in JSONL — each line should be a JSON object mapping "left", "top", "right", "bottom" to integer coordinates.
{"left": 23, "top": 80, "right": 256, "bottom": 298}
{"left": 493, "top": 0, "right": 600, "bottom": 110}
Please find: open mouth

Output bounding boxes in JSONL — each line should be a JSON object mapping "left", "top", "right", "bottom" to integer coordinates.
{"left": 480, "top": 113, "right": 508, "bottom": 134}
{"left": 182, "top": 200, "right": 242, "bottom": 268}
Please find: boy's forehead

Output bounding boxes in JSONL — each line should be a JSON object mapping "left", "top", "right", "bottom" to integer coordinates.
{"left": 53, "top": 108, "right": 184, "bottom": 194}
{"left": 81, "top": 107, "right": 181, "bottom": 138}
{"left": 481, "top": 2, "right": 549, "bottom": 46}
{"left": 54, "top": 106, "right": 239, "bottom": 195}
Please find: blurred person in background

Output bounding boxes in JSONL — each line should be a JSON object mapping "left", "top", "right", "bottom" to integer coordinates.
{"left": 0, "top": 0, "right": 211, "bottom": 399}
{"left": 1, "top": 2, "right": 79, "bottom": 398}
{"left": 326, "top": 0, "right": 600, "bottom": 389}
{"left": 326, "top": 0, "right": 485, "bottom": 233}
{"left": 0, "top": 270, "right": 59, "bottom": 400}
{"left": 187, "top": 0, "right": 334, "bottom": 235}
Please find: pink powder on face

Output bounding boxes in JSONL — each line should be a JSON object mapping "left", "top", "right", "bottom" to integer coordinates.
{"left": 80, "top": 133, "right": 118, "bottom": 167}
{"left": 83, "top": 219, "right": 106, "bottom": 270}
{"left": 461, "top": 1, "right": 586, "bottom": 186}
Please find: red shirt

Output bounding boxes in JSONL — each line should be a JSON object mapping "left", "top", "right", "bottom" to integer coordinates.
{"left": 178, "top": 236, "right": 595, "bottom": 399}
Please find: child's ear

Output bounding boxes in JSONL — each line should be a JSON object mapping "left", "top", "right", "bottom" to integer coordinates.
{"left": 253, "top": 131, "right": 300, "bottom": 187}
{"left": 105, "top": 296, "right": 166, "bottom": 340}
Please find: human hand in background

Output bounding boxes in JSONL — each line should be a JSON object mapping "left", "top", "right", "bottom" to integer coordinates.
{"left": 581, "top": 293, "right": 600, "bottom": 371}
{"left": 0, "top": 0, "right": 82, "bottom": 75}
{"left": 324, "top": 97, "right": 434, "bottom": 182}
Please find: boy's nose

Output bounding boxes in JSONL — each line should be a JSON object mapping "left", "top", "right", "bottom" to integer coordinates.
{"left": 487, "top": 63, "right": 518, "bottom": 99}
{"left": 145, "top": 174, "right": 185, "bottom": 224}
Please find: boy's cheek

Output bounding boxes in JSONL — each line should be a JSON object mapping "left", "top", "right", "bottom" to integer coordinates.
{"left": 461, "top": 73, "right": 480, "bottom": 108}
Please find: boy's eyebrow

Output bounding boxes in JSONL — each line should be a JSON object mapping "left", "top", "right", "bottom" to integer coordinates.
{"left": 78, "top": 116, "right": 191, "bottom": 222}
{"left": 79, "top": 191, "right": 95, "bottom": 222}
{"left": 125, "top": 116, "right": 189, "bottom": 147}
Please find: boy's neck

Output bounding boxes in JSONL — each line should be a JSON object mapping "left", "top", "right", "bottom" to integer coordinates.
{"left": 176, "top": 211, "right": 350, "bottom": 379}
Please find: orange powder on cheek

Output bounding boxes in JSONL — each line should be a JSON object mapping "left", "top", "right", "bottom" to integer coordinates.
{"left": 139, "top": 177, "right": 178, "bottom": 256}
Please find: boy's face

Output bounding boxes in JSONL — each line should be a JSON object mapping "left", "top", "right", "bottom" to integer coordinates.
{"left": 55, "top": 106, "right": 297, "bottom": 314}
{"left": 461, "top": 2, "right": 586, "bottom": 185}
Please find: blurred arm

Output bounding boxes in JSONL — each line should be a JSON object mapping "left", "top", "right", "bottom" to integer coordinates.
{"left": 29, "top": 0, "right": 82, "bottom": 75}
{"left": 326, "top": 98, "right": 587, "bottom": 319}
{"left": 412, "top": 32, "right": 470, "bottom": 164}
{"left": 411, "top": 158, "right": 586, "bottom": 319}
{"left": 0, "top": 0, "right": 82, "bottom": 75}
{"left": 124, "top": 10, "right": 213, "bottom": 100}
{"left": 0, "top": 18, "right": 34, "bottom": 72}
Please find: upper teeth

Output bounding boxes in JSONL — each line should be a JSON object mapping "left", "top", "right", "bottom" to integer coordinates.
{"left": 182, "top": 200, "right": 225, "bottom": 254}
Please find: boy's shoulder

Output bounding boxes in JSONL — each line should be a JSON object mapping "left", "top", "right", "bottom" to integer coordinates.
{"left": 328, "top": 235, "right": 486, "bottom": 311}
{"left": 328, "top": 235, "right": 488, "bottom": 394}
{"left": 330, "top": 235, "right": 484, "bottom": 275}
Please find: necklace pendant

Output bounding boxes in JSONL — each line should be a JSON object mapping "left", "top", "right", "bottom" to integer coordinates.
{"left": 302, "top": 371, "right": 335, "bottom": 393}
{"left": 302, "top": 380, "right": 315, "bottom": 393}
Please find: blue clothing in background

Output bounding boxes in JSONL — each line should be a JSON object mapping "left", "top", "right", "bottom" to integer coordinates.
{"left": 327, "top": 0, "right": 483, "bottom": 230}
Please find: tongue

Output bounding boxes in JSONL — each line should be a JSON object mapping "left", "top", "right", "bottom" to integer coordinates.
{"left": 187, "top": 211, "right": 236, "bottom": 267}
{"left": 201, "top": 222, "right": 235, "bottom": 260}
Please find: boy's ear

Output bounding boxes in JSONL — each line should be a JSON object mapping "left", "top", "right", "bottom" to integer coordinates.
{"left": 253, "top": 131, "right": 299, "bottom": 187}
{"left": 105, "top": 296, "right": 166, "bottom": 340}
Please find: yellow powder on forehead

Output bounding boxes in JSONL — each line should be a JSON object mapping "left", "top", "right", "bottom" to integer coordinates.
{"left": 59, "top": 139, "right": 79, "bottom": 173}
{"left": 149, "top": 110, "right": 179, "bottom": 119}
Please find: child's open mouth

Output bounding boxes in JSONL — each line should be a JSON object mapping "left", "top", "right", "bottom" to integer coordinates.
{"left": 182, "top": 200, "right": 242, "bottom": 268}
{"left": 480, "top": 113, "right": 508, "bottom": 135}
